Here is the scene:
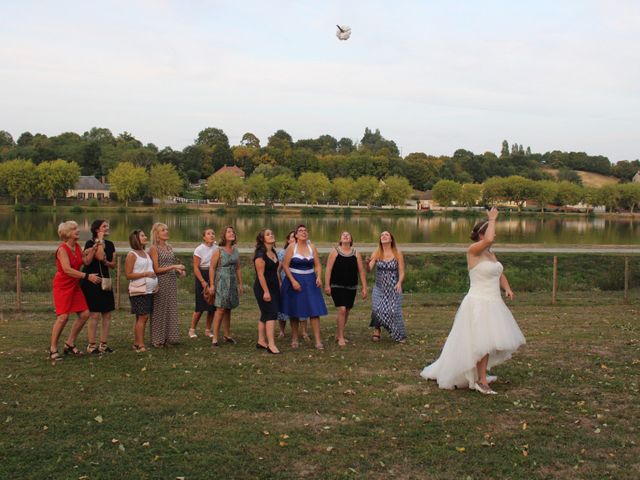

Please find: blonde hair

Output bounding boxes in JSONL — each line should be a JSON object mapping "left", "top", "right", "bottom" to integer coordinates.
{"left": 373, "top": 231, "right": 400, "bottom": 261}
{"left": 57, "top": 220, "right": 78, "bottom": 241}
{"left": 150, "top": 222, "right": 168, "bottom": 245}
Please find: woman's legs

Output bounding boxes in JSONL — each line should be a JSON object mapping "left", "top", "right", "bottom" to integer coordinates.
{"left": 476, "top": 354, "right": 489, "bottom": 385}
{"left": 290, "top": 318, "right": 300, "bottom": 348}
{"left": 278, "top": 320, "right": 286, "bottom": 338}
{"left": 335, "top": 307, "right": 348, "bottom": 346}
{"left": 310, "top": 316, "right": 322, "bottom": 349}
{"left": 87, "top": 312, "right": 100, "bottom": 350}
{"left": 222, "top": 310, "right": 232, "bottom": 339}
{"left": 99, "top": 312, "right": 111, "bottom": 345}
{"left": 257, "top": 320, "right": 267, "bottom": 347}
{"left": 212, "top": 308, "right": 225, "bottom": 344}
{"left": 301, "top": 320, "right": 310, "bottom": 340}
{"left": 265, "top": 320, "right": 279, "bottom": 353}
{"left": 134, "top": 314, "right": 148, "bottom": 347}
{"left": 190, "top": 311, "right": 202, "bottom": 330}
{"left": 50, "top": 314, "right": 70, "bottom": 352}
{"left": 65, "top": 310, "right": 90, "bottom": 347}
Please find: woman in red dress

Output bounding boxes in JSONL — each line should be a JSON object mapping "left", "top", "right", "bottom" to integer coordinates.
{"left": 49, "top": 221, "right": 101, "bottom": 361}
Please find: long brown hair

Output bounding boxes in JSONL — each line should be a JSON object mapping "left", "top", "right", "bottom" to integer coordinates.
{"left": 254, "top": 228, "right": 276, "bottom": 254}
{"left": 219, "top": 226, "right": 236, "bottom": 247}
{"left": 373, "top": 231, "right": 399, "bottom": 261}
{"left": 470, "top": 220, "right": 490, "bottom": 241}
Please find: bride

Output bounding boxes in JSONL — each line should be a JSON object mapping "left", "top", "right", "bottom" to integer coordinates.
{"left": 420, "top": 207, "right": 526, "bottom": 394}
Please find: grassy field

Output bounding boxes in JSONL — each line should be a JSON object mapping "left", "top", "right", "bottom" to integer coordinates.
{"left": 0, "top": 291, "right": 638, "bottom": 479}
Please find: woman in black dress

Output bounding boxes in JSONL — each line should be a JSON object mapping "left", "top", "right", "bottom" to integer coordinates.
{"left": 254, "top": 229, "right": 281, "bottom": 354}
{"left": 324, "top": 231, "right": 368, "bottom": 346}
{"left": 81, "top": 219, "right": 116, "bottom": 354}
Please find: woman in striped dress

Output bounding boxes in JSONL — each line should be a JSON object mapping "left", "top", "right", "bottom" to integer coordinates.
{"left": 368, "top": 231, "right": 406, "bottom": 343}
{"left": 149, "top": 223, "right": 186, "bottom": 347}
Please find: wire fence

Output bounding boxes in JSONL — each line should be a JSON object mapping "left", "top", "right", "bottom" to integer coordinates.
{"left": 1, "top": 251, "right": 639, "bottom": 312}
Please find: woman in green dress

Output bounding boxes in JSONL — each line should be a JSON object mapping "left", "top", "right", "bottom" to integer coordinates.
{"left": 209, "top": 226, "right": 243, "bottom": 347}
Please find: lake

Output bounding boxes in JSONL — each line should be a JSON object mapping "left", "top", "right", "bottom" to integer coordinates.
{"left": 0, "top": 211, "right": 638, "bottom": 245}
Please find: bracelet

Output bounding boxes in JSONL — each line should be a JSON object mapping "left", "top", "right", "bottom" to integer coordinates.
{"left": 84, "top": 272, "right": 89, "bottom": 279}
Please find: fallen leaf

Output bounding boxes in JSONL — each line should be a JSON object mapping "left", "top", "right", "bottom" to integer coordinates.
{"left": 118, "top": 444, "right": 125, "bottom": 452}
{"left": 326, "top": 446, "right": 334, "bottom": 452}
{"left": 111, "top": 438, "right": 119, "bottom": 444}
{"left": 343, "top": 389, "right": 356, "bottom": 396}
{"left": 142, "top": 442, "right": 150, "bottom": 447}
{"left": 262, "top": 430, "right": 270, "bottom": 436}
{"left": 278, "top": 441, "right": 287, "bottom": 447}
{"left": 456, "top": 447, "right": 465, "bottom": 453}
{"left": 522, "top": 422, "right": 527, "bottom": 430}
{"left": 94, "top": 415, "right": 103, "bottom": 424}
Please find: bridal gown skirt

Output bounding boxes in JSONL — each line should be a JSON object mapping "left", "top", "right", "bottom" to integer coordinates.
{"left": 421, "top": 261, "right": 526, "bottom": 389}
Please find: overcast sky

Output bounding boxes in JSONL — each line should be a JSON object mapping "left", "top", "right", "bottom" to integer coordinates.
{"left": 1, "top": 0, "right": 639, "bottom": 161}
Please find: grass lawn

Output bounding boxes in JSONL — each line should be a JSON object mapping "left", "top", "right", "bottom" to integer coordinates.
{"left": 0, "top": 291, "right": 638, "bottom": 479}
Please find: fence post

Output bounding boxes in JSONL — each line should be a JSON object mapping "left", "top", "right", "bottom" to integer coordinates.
{"left": 624, "top": 256, "right": 630, "bottom": 304}
{"left": 551, "top": 256, "right": 558, "bottom": 305}
{"left": 116, "top": 256, "right": 122, "bottom": 310}
{"left": 16, "top": 255, "right": 22, "bottom": 312}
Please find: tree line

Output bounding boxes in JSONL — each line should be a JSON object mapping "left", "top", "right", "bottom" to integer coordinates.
{"left": 1, "top": 127, "right": 638, "bottom": 194}
{"left": 432, "top": 177, "right": 640, "bottom": 213}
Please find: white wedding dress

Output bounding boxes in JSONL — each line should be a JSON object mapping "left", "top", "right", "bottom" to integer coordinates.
{"left": 420, "top": 260, "right": 526, "bottom": 389}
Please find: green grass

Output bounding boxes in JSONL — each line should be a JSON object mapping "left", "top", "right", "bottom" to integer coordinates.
{"left": 0, "top": 291, "right": 639, "bottom": 479}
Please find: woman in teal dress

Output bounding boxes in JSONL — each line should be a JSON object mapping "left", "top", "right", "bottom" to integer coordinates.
{"left": 209, "top": 226, "right": 243, "bottom": 347}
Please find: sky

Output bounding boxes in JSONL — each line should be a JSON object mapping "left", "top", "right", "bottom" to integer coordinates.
{"left": 1, "top": 0, "right": 639, "bottom": 162}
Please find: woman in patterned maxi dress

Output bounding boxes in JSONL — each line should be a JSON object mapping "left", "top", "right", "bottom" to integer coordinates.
{"left": 368, "top": 231, "right": 407, "bottom": 343}
{"left": 149, "top": 223, "right": 186, "bottom": 347}
{"left": 209, "top": 226, "right": 243, "bottom": 347}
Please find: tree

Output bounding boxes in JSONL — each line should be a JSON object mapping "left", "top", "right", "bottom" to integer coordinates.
{"left": 36, "top": 159, "right": 81, "bottom": 206}
{"left": 245, "top": 174, "right": 270, "bottom": 204}
{"left": 206, "top": 171, "right": 244, "bottom": 206}
{"left": 598, "top": 184, "right": 621, "bottom": 212}
{"left": 432, "top": 180, "right": 462, "bottom": 208}
{"left": 0, "top": 130, "right": 15, "bottom": 149}
{"left": 241, "top": 132, "right": 260, "bottom": 149}
{"left": 353, "top": 176, "right": 379, "bottom": 206}
{"left": 337, "top": 138, "right": 355, "bottom": 154}
{"left": 298, "top": 172, "right": 331, "bottom": 204}
{"left": 380, "top": 175, "right": 413, "bottom": 207}
{"left": 530, "top": 180, "right": 558, "bottom": 212}
{"left": 555, "top": 181, "right": 583, "bottom": 209}
{"left": 268, "top": 174, "right": 298, "bottom": 206}
{"left": 109, "top": 162, "right": 148, "bottom": 207}
{"left": 0, "top": 159, "right": 37, "bottom": 204}
{"left": 500, "top": 140, "right": 510, "bottom": 158}
{"left": 331, "top": 177, "right": 355, "bottom": 205}
{"left": 618, "top": 183, "right": 640, "bottom": 213}
{"left": 459, "top": 183, "right": 483, "bottom": 208}
{"left": 557, "top": 167, "right": 582, "bottom": 185}
{"left": 503, "top": 176, "right": 537, "bottom": 210}
{"left": 482, "top": 177, "right": 508, "bottom": 205}
{"left": 359, "top": 128, "right": 400, "bottom": 156}
{"left": 148, "top": 163, "right": 183, "bottom": 204}
{"left": 195, "top": 127, "right": 233, "bottom": 170}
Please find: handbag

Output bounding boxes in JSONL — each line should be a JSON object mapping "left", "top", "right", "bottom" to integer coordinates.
{"left": 98, "top": 262, "right": 112, "bottom": 291}
{"left": 128, "top": 278, "right": 147, "bottom": 296}
{"left": 203, "top": 285, "right": 215, "bottom": 305}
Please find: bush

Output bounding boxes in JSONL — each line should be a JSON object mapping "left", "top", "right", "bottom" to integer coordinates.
{"left": 301, "top": 207, "right": 326, "bottom": 216}
{"left": 117, "top": 206, "right": 127, "bottom": 213}
{"left": 14, "top": 204, "right": 26, "bottom": 212}
{"left": 69, "top": 205, "right": 84, "bottom": 213}
{"left": 342, "top": 207, "right": 353, "bottom": 216}
{"left": 171, "top": 205, "right": 193, "bottom": 214}
{"left": 27, "top": 204, "right": 41, "bottom": 212}
{"left": 237, "top": 205, "right": 263, "bottom": 215}
{"left": 89, "top": 199, "right": 99, "bottom": 208}
{"left": 214, "top": 207, "right": 227, "bottom": 215}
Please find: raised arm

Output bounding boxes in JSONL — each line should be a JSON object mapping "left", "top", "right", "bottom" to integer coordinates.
{"left": 468, "top": 207, "right": 499, "bottom": 256}
{"left": 367, "top": 251, "right": 378, "bottom": 272}
{"left": 324, "top": 249, "right": 338, "bottom": 295}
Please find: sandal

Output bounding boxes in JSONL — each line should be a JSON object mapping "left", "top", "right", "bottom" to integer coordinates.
{"left": 48, "top": 349, "right": 62, "bottom": 361}
{"left": 291, "top": 340, "right": 299, "bottom": 349}
{"left": 99, "top": 343, "right": 114, "bottom": 353}
{"left": 315, "top": 343, "right": 325, "bottom": 350}
{"left": 63, "top": 343, "right": 83, "bottom": 356}
{"left": 86, "top": 343, "right": 100, "bottom": 355}
{"left": 132, "top": 344, "right": 147, "bottom": 353}
{"left": 371, "top": 334, "right": 381, "bottom": 343}
{"left": 302, "top": 334, "right": 311, "bottom": 342}
{"left": 223, "top": 336, "right": 236, "bottom": 345}
{"left": 204, "top": 329, "right": 213, "bottom": 338}
{"left": 474, "top": 382, "right": 497, "bottom": 395}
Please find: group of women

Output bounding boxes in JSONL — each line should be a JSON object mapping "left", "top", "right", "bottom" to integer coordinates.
{"left": 49, "top": 208, "right": 525, "bottom": 395}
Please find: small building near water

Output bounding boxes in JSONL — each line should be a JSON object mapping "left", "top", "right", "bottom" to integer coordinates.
{"left": 67, "top": 176, "right": 111, "bottom": 200}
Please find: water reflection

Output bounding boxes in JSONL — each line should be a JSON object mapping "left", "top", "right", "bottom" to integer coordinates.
{"left": 0, "top": 211, "right": 638, "bottom": 245}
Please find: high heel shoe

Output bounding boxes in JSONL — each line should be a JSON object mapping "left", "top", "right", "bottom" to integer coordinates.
{"left": 63, "top": 343, "right": 83, "bottom": 356}
{"left": 267, "top": 346, "right": 281, "bottom": 355}
{"left": 223, "top": 336, "right": 236, "bottom": 345}
{"left": 474, "top": 382, "right": 497, "bottom": 395}
{"left": 256, "top": 343, "right": 268, "bottom": 350}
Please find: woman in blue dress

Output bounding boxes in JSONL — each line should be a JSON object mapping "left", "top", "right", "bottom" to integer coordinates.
{"left": 276, "top": 230, "right": 309, "bottom": 340}
{"left": 281, "top": 224, "right": 327, "bottom": 349}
